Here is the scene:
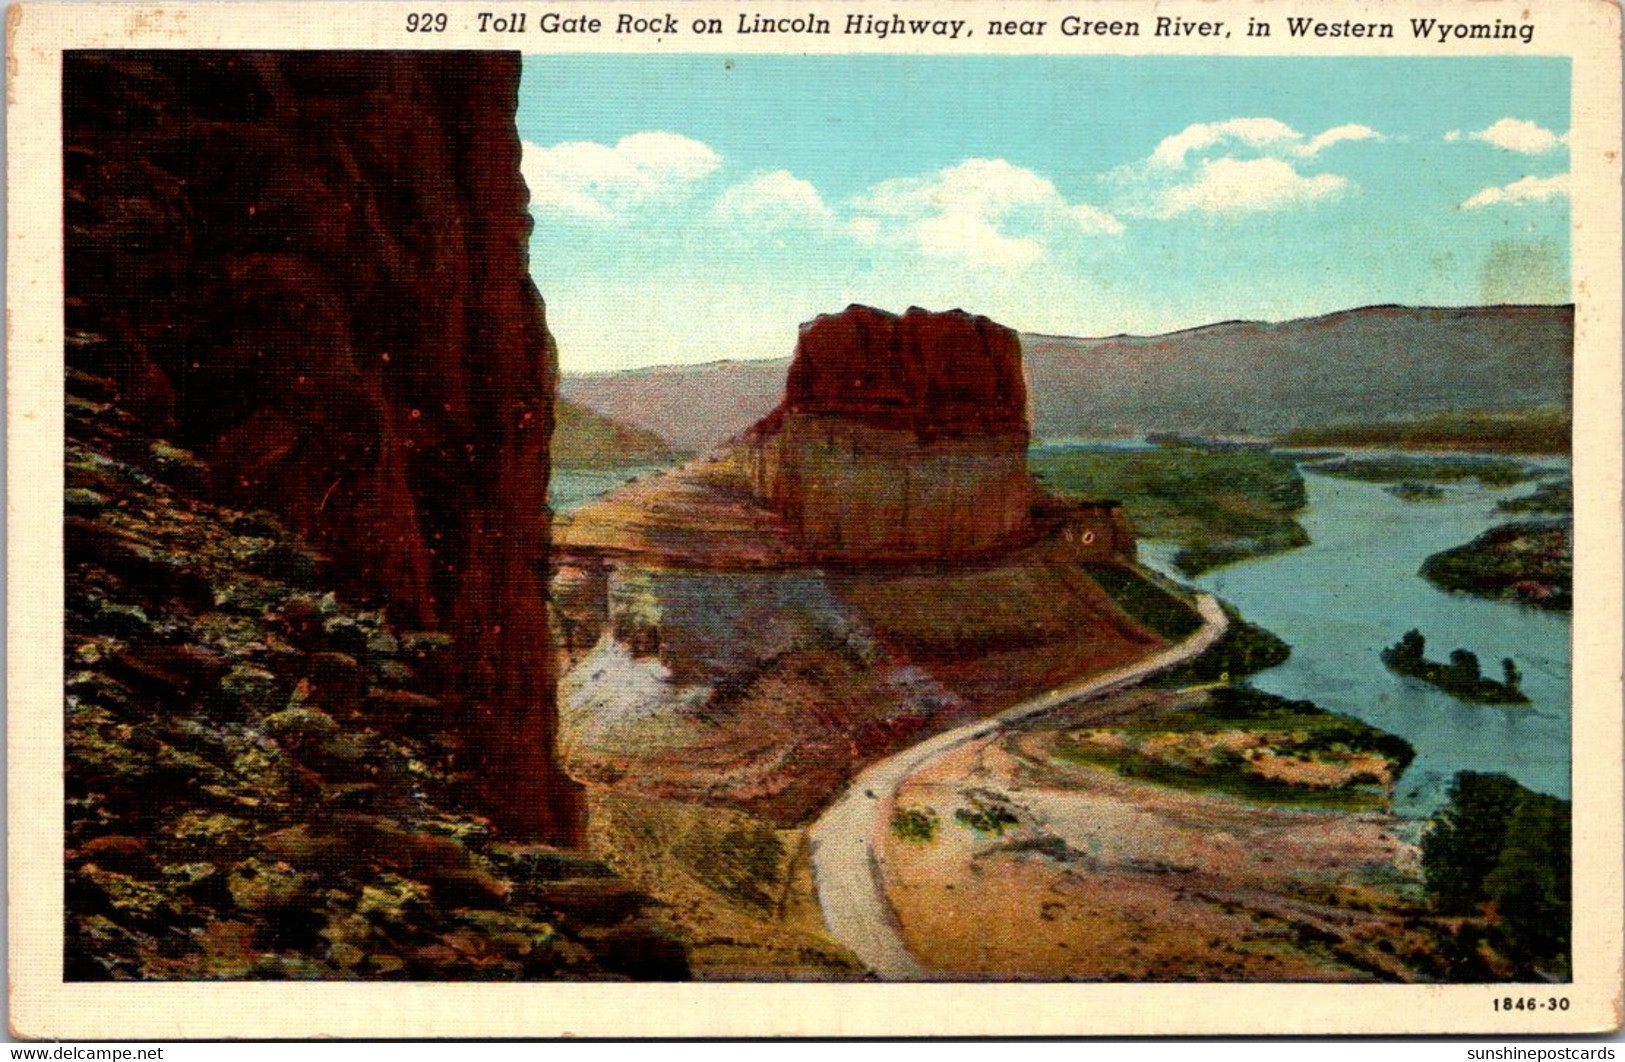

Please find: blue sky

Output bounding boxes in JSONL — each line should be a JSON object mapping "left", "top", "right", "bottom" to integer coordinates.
{"left": 517, "top": 56, "right": 1571, "bottom": 373}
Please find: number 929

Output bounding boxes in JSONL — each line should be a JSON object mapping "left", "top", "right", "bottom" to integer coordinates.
{"left": 406, "top": 12, "right": 448, "bottom": 32}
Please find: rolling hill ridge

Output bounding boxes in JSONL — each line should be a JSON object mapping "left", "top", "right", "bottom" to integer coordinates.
{"left": 560, "top": 304, "right": 1572, "bottom": 452}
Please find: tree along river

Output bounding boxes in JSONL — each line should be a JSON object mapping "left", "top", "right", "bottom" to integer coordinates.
{"left": 1139, "top": 463, "right": 1570, "bottom": 817}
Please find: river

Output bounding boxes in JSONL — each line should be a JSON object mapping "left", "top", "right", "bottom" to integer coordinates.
{"left": 551, "top": 464, "right": 675, "bottom": 514}
{"left": 1139, "top": 464, "right": 1571, "bottom": 816}
{"left": 553, "top": 456, "right": 1572, "bottom": 817}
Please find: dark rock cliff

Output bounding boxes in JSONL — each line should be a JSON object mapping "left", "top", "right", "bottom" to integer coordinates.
{"left": 64, "top": 51, "right": 576, "bottom": 840}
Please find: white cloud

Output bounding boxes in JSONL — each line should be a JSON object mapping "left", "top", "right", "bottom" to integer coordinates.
{"left": 1448, "top": 118, "right": 1568, "bottom": 154}
{"left": 1150, "top": 118, "right": 1300, "bottom": 168}
{"left": 913, "top": 212, "right": 1044, "bottom": 271}
{"left": 851, "top": 157, "right": 1121, "bottom": 272}
{"left": 1300, "top": 123, "right": 1383, "bottom": 156}
{"left": 1114, "top": 118, "right": 1375, "bottom": 219}
{"left": 846, "top": 216, "right": 882, "bottom": 243}
{"left": 714, "top": 170, "right": 833, "bottom": 229}
{"left": 1149, "top": 118, "right": 1382, "bottom": 168}
{"left": 1157, "top": 157, "right": 1349, "bottom": 217}
{"left": 1459, "top": 173, "right": 1570, "bottom": 209}
{"left": 522, "top": 132, "right": 720, "bottom": 219}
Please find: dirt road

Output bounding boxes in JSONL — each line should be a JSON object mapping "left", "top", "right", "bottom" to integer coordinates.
{"left": 807, "top": 593, "right": 1228, "bottom": 978}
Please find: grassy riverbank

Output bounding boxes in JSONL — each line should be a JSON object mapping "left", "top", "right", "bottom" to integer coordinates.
{"left": 1278, "top": 407, "right": 1569, "bottom": 455}
{"left": 1032, "top": 447, "right": 1309, "bottom": 576}
{"left": 1420, "top": 520, "right": 1572, "bottom": 612}
{"left": 1053, "top": 686, "right": 1415, "bottom": 813}
{"left": 1305, "top": 455, "right": 1535, "bottom": 488}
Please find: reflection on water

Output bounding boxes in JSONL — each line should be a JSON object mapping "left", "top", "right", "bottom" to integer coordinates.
{"left": 1139, "top": 466, "right": 1570, "bottom": 817}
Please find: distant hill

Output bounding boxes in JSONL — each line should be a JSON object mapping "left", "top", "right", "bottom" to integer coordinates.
{"left": 1023, "top": 305, "right": 1571, "bottom": 440}
{"left": 560, "top": 305, "right": 1573, "bottom": 453}
{"left": 553, "top": 397, "right": 682, "bottom": 468}
{"left": 561, "top": 358, "right": 792, "bottom": 454}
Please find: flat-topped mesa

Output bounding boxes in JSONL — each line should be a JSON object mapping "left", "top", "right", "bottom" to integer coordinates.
{"left": 782, "top": 304, "right": 1029, "bottom": 436}
{"left": 740, "top": 305, "right": 1037, "bottom": 561}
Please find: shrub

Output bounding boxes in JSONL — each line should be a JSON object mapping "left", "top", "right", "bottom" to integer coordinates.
{"left": 953, "top": 803, "right": 1019, "bottom": 836}
{"left": 1422, "top": 772, "right": 1571, "bottom": 977}
{"left": 889, "top": 806, "right": 938, "bottom": 843}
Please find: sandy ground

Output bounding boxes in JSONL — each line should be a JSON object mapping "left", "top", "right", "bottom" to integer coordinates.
{"left": 882, "top": 732, "right": 1429, "bottom": 981}
{"left": 583, "top": 790, "right": 864, "bottom": 979}
{"left": 806, "top": 595, "right": 1227, "bottom": 978}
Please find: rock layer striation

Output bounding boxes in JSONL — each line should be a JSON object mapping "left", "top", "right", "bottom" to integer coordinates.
{"left": 742, "top": 306, "right": 1036, "bottom": 560}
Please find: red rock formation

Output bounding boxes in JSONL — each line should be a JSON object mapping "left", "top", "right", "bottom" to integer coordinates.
{"left": 781, "top": 305, "right": 1029, "bottom": 437}
{"left": 744, "top": 306, "right": 1036, "bottom": 560}
{"left": 63, "top": 52, "right": 579, "bottom": 841}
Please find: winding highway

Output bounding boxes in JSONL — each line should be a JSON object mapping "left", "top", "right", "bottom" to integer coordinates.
{"left": 807, "top": 593, "right": 1229, "bottom": 979}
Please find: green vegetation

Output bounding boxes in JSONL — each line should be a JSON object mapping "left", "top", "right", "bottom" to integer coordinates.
{"left": 1305, "top": 456, "right": 1534, "bottom": 488}
{"left": 1146, "top": 603, "right": 1290, "bottom": 688}
{"left": 1423, "top": 772, "right": 1571, "bottom": 978}
{"left": 953, "top": 799, "right": 1020, "bottom": 836}
{"left": 552, "top": 398, "right": 680, "bottom": 469}
{"left": 1498, "top": 479, "right": 1572, "bottom": 515}
{"left": 675, "top": 824, "right": 787, "bottom": 915}
{"left": 1032, "top": 447, "right": 1309, "bottom": 576}
{"left": 1420, "top": 519, "right": 1572, "bottom": 612}
{"left": 1057, "top": 743, "right": 1382, "bottom": 811}
{"left": 1386, "top": 481, "right": 1447, "bottom": 503}
{"left": 1171, "top": 687, "right": 1415, "bottom": 768}
{"left": 1053, "top": 687, "right": 1414, "bottom": 813}
{"left": 1381, "top": 630, "right": 1529, "bottom": 705}
{"left": 889, "top": 806, "right": 939, "bottom": 843}
{"left": 1081, "top": 563, "right": 1203, "bottom": 640}
{"left": 1278, "top": 406, "right": 1570, "bottom": 455}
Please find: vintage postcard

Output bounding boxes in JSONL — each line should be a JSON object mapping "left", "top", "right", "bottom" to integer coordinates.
{"left": 7, "top": 0, "right": 1622, "bottom": 1039}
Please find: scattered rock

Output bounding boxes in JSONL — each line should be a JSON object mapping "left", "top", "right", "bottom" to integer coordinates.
{"left": 66, "top": 488, "right": 109, "bottom": 512}
{"left": 321, "top": 615, "right": 369, "bottom": 656}
{"left": 305, "top": 652, "right": 365, "bottom": 708}
{"left": 227, "top": 858, "right": 315, "bottom": 914}
{"left": 213, "top": 665, "right": 284, "bottom": 719}
{"left": 76, "top": 835, "right": 160, "bottom": 878}
{"left": 364, "top": 688, "right": 442, "bottom": 724}
{"left": 261, "top": 707, "right": 340, "bottom": 748}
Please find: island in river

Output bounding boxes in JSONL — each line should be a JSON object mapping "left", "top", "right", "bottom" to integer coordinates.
{"left": 1420, "top": 520, "right": 1573, "bottom": 612}
{"left": 1381, "top": 630, "right": 1530, "bottom": 705}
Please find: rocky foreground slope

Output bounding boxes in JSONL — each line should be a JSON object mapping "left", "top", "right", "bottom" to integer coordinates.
{"left": 65, "top": 369, "right": 688, "bottom": 980}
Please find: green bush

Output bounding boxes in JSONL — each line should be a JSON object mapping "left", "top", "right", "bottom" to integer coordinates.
{"left": 1422, "top": 772, "right": 1571, "bottom": 977}
{"left": 1081, "top": 563, "right": 1203, "bottom": 640}
{"left": 1147, "top": 604, "right": 1290, "bottom": 687}
{"left": 953, "top": 803, "right": 1019, "bottom": 836}
{"left": 889, "top": 806, "right": 938, "bottom": 843}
